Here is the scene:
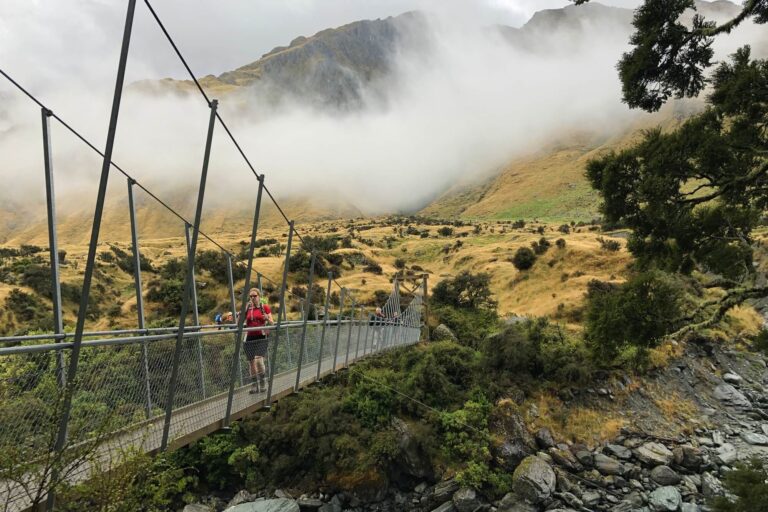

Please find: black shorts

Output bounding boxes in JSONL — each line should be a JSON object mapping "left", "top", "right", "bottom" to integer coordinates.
{"left": 244, "top": 334, "right": 269, "bottom": 360}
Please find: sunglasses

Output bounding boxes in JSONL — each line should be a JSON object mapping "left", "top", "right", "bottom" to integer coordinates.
{"left": 250, "top": 294, "right": 259, "bottom": 298}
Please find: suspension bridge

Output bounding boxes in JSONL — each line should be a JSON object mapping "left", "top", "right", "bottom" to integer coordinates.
{"left": 0, "top": 1, "right": 428, "bottom": 510}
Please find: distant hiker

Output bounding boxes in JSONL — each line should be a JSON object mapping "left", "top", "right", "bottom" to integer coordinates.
{"left": 371, "top": 307, "right": 386, "bottom": 348}
{"left": 214, "top": 312, "right": 223, "bottom": 329}
{"left": 244, "top": 288, "right": 273, "bottom": 393}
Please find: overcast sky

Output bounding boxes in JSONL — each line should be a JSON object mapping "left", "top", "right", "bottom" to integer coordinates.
{"left": 0, "top": 0, "right": 642, "bottom": 86}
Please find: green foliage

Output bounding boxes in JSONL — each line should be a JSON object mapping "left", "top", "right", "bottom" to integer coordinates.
{"left": 597, "top": 237, "right": 621, "bottom": 252}
{"left": 587, "top": 48, "right": 767, "bottom": 285}
{"left": 437, "top": 226, "right": 454, "bottom": 237}
{"left": 195, "top": 250, "right": 244, "bottom": 284}
{"left": 481, "top": 318, "right": 591, "bottom": 388}
{"left": 432, "top": 271, "right": 497, "bottom": 310}
{"left": 711, "top": 459, "right": 768, "bottom": 512}
{"left": 584, "top": 271, "right": 683, "bottom": 364}
{"left": 753, "top": 329, "right": 768, "bottom": 356}
{"left": 439, "top": 395, "right": 510, "bottom": 495}
{"left": 431, "top": 305, "right": 497, "bottom": 349}
{"left": 3, "top": 288, "right": 52, "bottom": 334}
{"left": 531, "top": 237, "right": 551, "bottom": 255}
{"left": 511, "top": 247, "right": 536, "bottom": 270}
{"left": 110, "top": 245, "right": 155, "bottom": 275}
{"left": 344, "top": 369, "right": 398, "bottom": 428}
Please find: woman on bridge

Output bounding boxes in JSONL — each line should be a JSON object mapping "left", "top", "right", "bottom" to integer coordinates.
{"left": 244, "top": 288, "right": 273, "bottom": 393}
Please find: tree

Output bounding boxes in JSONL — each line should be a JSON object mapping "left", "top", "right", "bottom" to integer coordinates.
{"left": 575, "top": 0, "right": 767, "bottom": 111}
{"left": 432, "top": 271, "right": 497, "bottom": 310}
{"left": 586, "top": 47, "right": 768, "bottom": 332}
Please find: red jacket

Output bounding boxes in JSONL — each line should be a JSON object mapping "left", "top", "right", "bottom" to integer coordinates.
{"left": 245, "top": 303, "right": 271, "bottom": 337}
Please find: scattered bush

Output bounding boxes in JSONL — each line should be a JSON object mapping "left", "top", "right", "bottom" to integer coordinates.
{"left": 437, "top": 227, "right": 454, "bottom": 237}
{"left": 511, "top": 247, "right": 536, "bottom": 271}
{"left": 557, "top": 224, "right": 571, "bottom": 234}
{"left": 585, "top": 271, "right": 683, "bottom": 365}
{"left": 531, "top": 237, "right": 551, "bottom": 255}
{"left": 512, "top": 220, "right": 526, "bottom": 229}
{"left": 597, "top": 237, "right": 621, "bottom": 252}
{"left": 711, "top": 459, "right": 768, "bottom": 512}
{"left": 556, "top": 238, "right": 566, "bottom": 249}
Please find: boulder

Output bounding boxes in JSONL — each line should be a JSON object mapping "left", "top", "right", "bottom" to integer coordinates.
{"left": 634, "top": 442, "right": 674, "bottom": 466}
{"left": 227, "top": 500, "right": 300, "bottom": 512}
{"left": 497, "top": 492, "right": 536, "bottom": 512}
{"left": 491, "top": 405, "right": 537, "bottom": 470}
{"left": 535, "top": 428, "right": 556, "bottom": 449}
{"left": 184, "top": 505, "right": 213, "bottom": 512}
{"left": 648, "top": 486, "right": 682, "bottom": 512}
{"left": 574, "top": 449, "right": 594, "bottom": 467}
{"left": 722, "top": 372, "right": 742, "bottom": 384}
{"left": 681, "top": 504, "right": 700, "bottom": 512}
{"left": 433, "top": 480, "right": 460, "bottom": 503}
{"left": 227, "top": 491, "right": 258, "bottom": 510}
{"left": 392, "top": 417, "right": 434, "bottom": 480}
{"left": 715, "top": 443, "right": 738, "bottom": 465}
{"left": 512, "top": 456, "right": 556, "bottom": 504}
{"left": 452, "top": 487, "right": 481, "bottom": 512}
{"left": 701, "top": 472, "right": 724, "bottom": 498}
{"left": 673, "top": 445, "right": 704, "bottom": 471}
{"left": 650, "top": 465, "right": 681, "bottom": 486}
{"left": 432, "top": 324, "right": 457, "bottom": 342}
{"left": 740, "top": 431, "right": 768, "bottom": 445}
{"left": 605, "top": 444, "right": 632, "bottom": 460}
{"left": 594, "top": 453, "right": 623, "bottom": 475}
{"left": 713, "top": 384, "right": 751, "bottom": 408}
{"left": 549, "top": 447, "right": 583, "bottom": 472}
{"left": 431, "top": 501, "right": 457, "bottom": 512}
{"left": 296, "top": 498, "right": 323, "bottom": 510}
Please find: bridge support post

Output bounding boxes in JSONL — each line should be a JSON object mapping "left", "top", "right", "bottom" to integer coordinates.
{"left": 185, "top": 222, "right": 206, "bottom": 399}
{"left": 47, "top": 1, "right": 137, "bottom": 508}
{"left": 316, "top": 273, "right": 333, "bottom": 381}
{"left": 294, "top": 251, "right": 316, "bottom": 391}
{"left": 363, "top": 306, "right": 371, "bottom": 355}
{"left": 41, "top": 107, "right": 66, "bottom": 391}
{"left": 224, "top": 253, "right": 242, "bottom": 390}
{"left": 224, "top": 176, "right": 264, "bottom": 427}
{"left": 128, "top": 177, "right": 152, "bottom": 419}
{"left": 266, "top": 221, "right": 293, "bottom": 405}
{"left": 332, "top": 288, "right": 345, "bottom": 372}
{"left": 422, "top": 274, "right": 429, "bottom": 342}
{"left": 344, "top": 299, "right": 355, "bottom": 367}
{"left": 354, "top": 305, "right": 363, "bottom": 360}
{"left": 256, "top": 272, "right": 263, "bottom": 296}
{"left": 160, "top": 98, "right": 218, "bottom": 451}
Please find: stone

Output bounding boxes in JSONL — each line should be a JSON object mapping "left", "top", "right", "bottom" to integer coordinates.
{"left": 433, "top": 324, "right": 458, "bottom": 342}
{"left": 712, "top": 431, "right": 725, "bottom": 445}
{"left": 549, "top": 447, "right": 583, "bottom": 472}
{"left": 497, "top": 492, "right": 536, "bottom": 512}
{"left": 558, "top": 491, "right": 583, "bottom": 508}
{"left": 184, "top": 505, "right": 213, "bottom": 512}
{"left": 701, "top": 472, "right": 724, "bottom": 498}
{"left": 713, "top": 384, "right": 751, "bottom": 408}
{"left": 762, "top": 424, "right": 768, "bottom": 436}
{"left": 673, "top": 445, "right": 704, "bottom": 471}
{"left": 452, "top": 487, "right": 481, "bottom": 512}
{"left": 296, "top": 498, "right": 323, "bottom": 510}
{"left": 415, "top": 482, "right": 429, "bottom": 494}
{"left": 606, "top": 444, "right": 632, "bottom": 460}
{"left": 740, "top": 431, "right": 768, "bottom": 445}
{"left": 715, "top": 443, "right": 738, "bottom": 465}
{"left": 227, "top": 500, "right": 300, "bottom": 512}
{"left": 650, "top": 465, "right": 681, "bottom": 486}
{"left": 227, "top": 491, "right": 257, "bottom": 510}
{"left": 681, "top": 504, "right": 700, "bottom": 512}
{"left": 594, "top": 453, "right": 623, "bottom": 475}
{"left": 512, "top": 456, "right": 556, "bottom": 504}
{"left": 491, "top": 406, "right": 537, "bottom": 470}
{"left": 581, "top": 491, "right": 601, "bottom": 507}
{"left": 723, "top": 372, "right": 742, "bottom": 384}
{"left": 535, "top": 428, "right": 556, "bottom": 449}
{"left": 392, "top": 417, "right": 434, "bottom": 479}
{"left": 274, "top": 490, "right": 293, "bottom": 499}
{"left": 575, "top": 449, "right": 594, "bottom": 467}
{"left": 431, "top": 502, "right": 457, "bottom": 512}
{"left": 433, "top": 480, "right": 460, "bottom": 503}
{"left": 634, "top": 442, "right": 674, "bottom": 466}
{"left": 648, "top": 486, "right": 682, "bottom": 511}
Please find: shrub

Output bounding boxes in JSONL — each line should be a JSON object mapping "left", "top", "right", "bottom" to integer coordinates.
{"left": 196, "top": 250, "right": 245, "bottom": 284}
{"left": 753, "top": 329, "right": 768, "bottom": 356}
{"left": 557, "top": 224, "right": 571, "bottom": 234}
{"left": 511, "top": 247, "right": 536, "bottom": 271}
{"left": 394, "top": 258, "right": 406, "bottom": 270}
{"left": 437, "top": 226, "right": 454, "bottom": 237}
{"left": 585, "top": 271, "right": 683, "bottom": 365}
{"left": 711, "top": 459, "right": 768, "bottom": 512}
{"left": 432, "top": 271, "right": 497, "bottom": 310}
{"left": 363, "top": 261, "right": 383, "bottom": 275}
{"left": 512, "top": 220, "right": 526, "bottom": 229}
{"left": 531, "top": 237, "right": 551, "bottom": 255}
{"left": 597, "top": 237, "right": 621, "bottom": 252}
{"left": 556, "top": 238, "right": 566, "bottom": 249}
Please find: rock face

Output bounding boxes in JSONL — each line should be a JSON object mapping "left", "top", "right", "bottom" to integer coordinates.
{"left": 512, "top": 456, "right": 556, "bottom": 503}
{"left": 672, "top": 445, "right": 704, "bottom": 471}
{"left": 594, "top": 453, "right": 623, "bottom": 475}
{"left": 714, "top": 383, "right": 751, "bottom": 407}
{"left": 452, "top": 487, "right": 480, "bottom": 512}
{"left": 226, "top": 499, "right": 300, "bottom": 512}
{"left": 392, "top": 418, "right": 434, "bottom": 480}
{"left": 491, "top": 406, "right": 537, "bottom": 470}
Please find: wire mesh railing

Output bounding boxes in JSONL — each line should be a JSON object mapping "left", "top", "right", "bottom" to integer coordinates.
{"left": 0, "top": 313, "right": 422, "bottom": 512}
